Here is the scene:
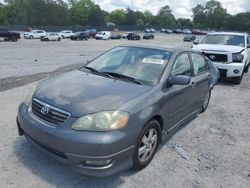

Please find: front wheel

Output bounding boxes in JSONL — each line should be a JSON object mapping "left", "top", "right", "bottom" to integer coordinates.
{"left": 133, "top": 120, "right": 161, "bottom": 170}
{"left": 201, "top": 90, "right": 211, "bottom": 113}
{"left": 232, "top": 74, "right": 243, "bottom": 84}
{"left": 244, "top": 63, "right": 249, "bottom": 73}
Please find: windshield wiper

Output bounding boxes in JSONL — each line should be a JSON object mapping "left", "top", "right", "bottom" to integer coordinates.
{"left": 83, "top": 66, "right": 112, "bottom": 78}
{"left": 103, "top": 72, "right": 143, "bottom": 85}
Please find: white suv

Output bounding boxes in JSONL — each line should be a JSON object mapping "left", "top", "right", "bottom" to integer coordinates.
{"left": 24, "top": 30, "right": 46, "bottom": 39}
{"left": 192, "top": 32, "right": 250, "bottom": 84}
{"left": 58, "top": 30, "right": 74, "bottom": 38}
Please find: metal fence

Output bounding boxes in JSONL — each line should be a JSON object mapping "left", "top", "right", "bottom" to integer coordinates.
{"left": 0, "top": 25, "right": 178, "bottom": 32}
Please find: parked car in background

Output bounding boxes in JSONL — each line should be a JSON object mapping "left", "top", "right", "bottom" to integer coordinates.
{"left": 192, "top": 32, "right": 250, "bottom": 84}
{"left": 150, "top": 28, "right": 156, "bottom": 33}
{"left": 183, "top": 35, "right": 196, "bottom": 42}
{"left": 183, "top": 29, "right": 192, "bottom": 34}
{"left": 70, "top": 32, "right": 89, "bottom": 40}
{"left": 122, "top": 32, "right": 132, "bottom": 39}
{"left": 144, "top": 28, "right": 151, "bottom": 33}
{"left": 143, "top": 33, "right": 154, "bottom": 40}
{"left": 173, "top": 29, "right": 183, "bottom": 34}
{"left": 110, "top": 33, "right": 122, "bottom": 39}
{"left": 85, "top": 29, "right": 97, "bottom": 38}
{"left": 160, "top": 28, "right": 166, "bottom": 33}
{"left": 24, "top": 30, "right": 46, "bottom": 39}
{"left": 127, "top": 33, "right": 141, "bottom": 40}
{"left": 40, "top": 33, "right": 62, "bottom": 41}
{"left": 0, "top": 28, "right": 20, "bottom": 42}
{"left": 192, "top": 29, "right": 209, "bottom": 35}
{"left": 95, "top": 31, "right": 111, "bottom": 40}
{"left": 165, "top": 29, "right": 173, "bottom": 34}
{"left": 58, "top": 30, "right": 74, "bottom": 38}
{"left": 17, "top": 44, "right": 216, "bottom": 177}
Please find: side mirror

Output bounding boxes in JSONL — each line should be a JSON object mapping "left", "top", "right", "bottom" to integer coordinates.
{"left": 193, "top": 39, "right": 199, "bottom": 45}
{"left": 168, "top": 75, "right": 191, "bottom": 86}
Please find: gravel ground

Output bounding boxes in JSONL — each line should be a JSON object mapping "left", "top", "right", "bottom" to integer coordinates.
{"left": 0, "top": 34, "right": 249, "bottom": 188}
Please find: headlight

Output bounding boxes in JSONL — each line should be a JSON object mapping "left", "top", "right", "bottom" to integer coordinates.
{"left": 232, "top": 53, "right": 244, "bottom": 62}
{"left": 71, "top": 111, "right": 129, "bottom": 131}
{"left": 23, "top": 86, "right": 36, "bottom": 107}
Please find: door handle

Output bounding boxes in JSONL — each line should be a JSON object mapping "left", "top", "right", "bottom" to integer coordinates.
{"left": 190, "top": 81, "right": 196, "bottom": 87}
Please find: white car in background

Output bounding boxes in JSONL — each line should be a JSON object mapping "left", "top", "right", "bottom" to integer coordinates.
{"left": 192, "top": 32, "right": 250, "bottom": 84}
{"left": 58, "top": 30, "right": 74, "bottom": 38}
{"left": 24, "top": 30, "right": 46, "bottom": 39}
{"left": 40, "top": 33, "right": 62, "bottom": 41}
{"left": 95, "top": 31, "right": 111, "bottom": 40}
{"left": 183, "top": 29, "right": 192, "bottom": 34}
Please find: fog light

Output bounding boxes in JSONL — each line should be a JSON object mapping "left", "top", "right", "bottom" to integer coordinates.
{"left": 233, "top": 69, "right": 240, "bottom": 74}
{"left": 83, "top": 159, "right": 112, "bottom": 167}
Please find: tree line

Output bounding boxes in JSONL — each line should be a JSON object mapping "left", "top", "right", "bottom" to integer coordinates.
{"left": 0, "top": 0, "right": 250, "bottom": 32}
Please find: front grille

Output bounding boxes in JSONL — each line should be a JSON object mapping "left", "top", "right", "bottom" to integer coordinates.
{"left": 203, "top": 53, "right": 228, "bottom": 62}
{"left": 32, "top": 98, "right": 70, "bottom": 125}
{"left": 218, "top": 69, "right": 227, "bottom": 77}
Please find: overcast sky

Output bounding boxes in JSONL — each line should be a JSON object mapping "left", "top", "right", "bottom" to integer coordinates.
{"left": 94, "top": 0, "right": 250, "bottom": 18}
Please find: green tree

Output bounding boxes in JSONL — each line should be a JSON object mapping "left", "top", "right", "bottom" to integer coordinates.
{"left": 155, "top": 5, "right": 175, "bottom": 26}
{"left": 108, "top": 9, "right": 126, "bottom": 25}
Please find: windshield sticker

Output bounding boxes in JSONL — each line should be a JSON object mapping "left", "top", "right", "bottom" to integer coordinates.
{"left": 142, "top": 58, "right": 165, "bottom": 64}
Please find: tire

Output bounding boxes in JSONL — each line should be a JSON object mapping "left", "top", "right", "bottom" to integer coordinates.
{"left": 244, "top": 63, "right": 249, "bottom": 73}
{"left": 201, "top": 90, "right": 211, "bottom": 113}
{"left": 232, "top": 75, "right": 243, "bottom": 84}
{"left": 29, "top": 35, "right": 34, "bottom": 39}
{"left": 57, "top": 37, "right": 61, "bottom": 41}
{"left": 11, "top": 36, "right": 18, "bottom": 42}
{"left": 133, "top": 119, "right": 161, "bottom": 170}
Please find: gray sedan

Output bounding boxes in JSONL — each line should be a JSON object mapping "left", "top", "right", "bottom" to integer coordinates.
{"left": 17, "top": 44, "right": 216, "bottom": 177}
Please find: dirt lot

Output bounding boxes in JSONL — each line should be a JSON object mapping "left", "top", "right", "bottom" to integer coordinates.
{"left": 0, "top": 34, "right": 249, "bottom": 188}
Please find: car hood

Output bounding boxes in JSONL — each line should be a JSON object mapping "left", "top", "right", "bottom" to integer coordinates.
{"left": 34, "top": 70, "right": 152, "bottom": 117}
{"left": 193, "top": 44, "right": 244, "bottom": 53}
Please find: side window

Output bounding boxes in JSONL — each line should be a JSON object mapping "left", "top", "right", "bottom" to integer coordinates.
{"left": 171, "top": 53, "right": 191, "bottom": 76}
{"left": 190, "top": 53, "right": 207, "bottom": 76}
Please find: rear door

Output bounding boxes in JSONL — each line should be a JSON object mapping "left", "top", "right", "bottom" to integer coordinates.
{"left": 189, "top": 52, "right": 210, "bottom": 110}
{"left": 163, "top": 53, "right": 195, "bottom": 131}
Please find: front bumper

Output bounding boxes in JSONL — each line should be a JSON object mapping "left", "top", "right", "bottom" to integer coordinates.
{"left": 214, "top": 62, "right": 244, "bottom": 78}
{"left": 17, "top": 103, "right": 141, "bottom": 177}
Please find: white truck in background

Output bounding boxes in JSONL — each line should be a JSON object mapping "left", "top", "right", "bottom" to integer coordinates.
{"left": 192, "top": 32, "right": 250, "bottom": 84}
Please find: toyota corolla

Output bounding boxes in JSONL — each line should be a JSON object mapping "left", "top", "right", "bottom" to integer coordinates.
{"left": 17, "top": 44, "right": 216, "bottom": 177}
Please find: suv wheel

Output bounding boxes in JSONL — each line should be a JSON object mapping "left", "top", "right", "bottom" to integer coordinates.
{"left": 201, "top": 90, "right": 211, "bottom": 113}
{"left": 29, "top": 35, "right": 34, "bottom": 39}
{"left": 11, "top": 36, "right": 18, "bottom": 42}
{"left": 244, "top": 63, "right": 249, "bottom": 73}
{"left": 133, "top": 120, "right": 161, "bottom": 170}
{"left": 232, "top": 74, "right": 243, "bottom": 84}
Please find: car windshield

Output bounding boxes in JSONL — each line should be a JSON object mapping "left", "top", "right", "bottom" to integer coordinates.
{"left": 81, "top": 46, "right": 172, "bottom": 85}
{"left": 200, "top": 34, "right": 245, "bottom": 47}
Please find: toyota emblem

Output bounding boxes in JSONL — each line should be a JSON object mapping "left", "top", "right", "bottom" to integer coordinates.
{"left": 41, "top": 106, "right": 49, "bottom": 115}
{"left": 209, "top": 55, "right": 216, "bottom": 60}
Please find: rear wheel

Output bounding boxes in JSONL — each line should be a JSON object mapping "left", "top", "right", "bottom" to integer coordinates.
{"left": 29, "top": 35, "right": 34, "bottom": 39}
{"left": 133, "top": 120, "right": 161, "bottom": 170}
{"left": 201, "top": 90, "right": 211, "bottom": 113}
{"left": 11, "top": 36, "right": 18, "bottom": 42}
{"left": 57, "top": 37, "right": 61, "bottom": 41}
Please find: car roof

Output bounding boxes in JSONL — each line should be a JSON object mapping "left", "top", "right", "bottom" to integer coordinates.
{"left": 120, "top": 44, "right": 194, "bottom": 53}
{"left": 208, "top": 32, "right": 246, "bottom": 36}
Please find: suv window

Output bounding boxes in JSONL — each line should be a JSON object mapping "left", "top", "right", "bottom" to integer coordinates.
{"left": 190, "top": 53, "right": 207, "bottom": 76}
{"left": 171, "top": 53, "right": 192, "bottom": 76}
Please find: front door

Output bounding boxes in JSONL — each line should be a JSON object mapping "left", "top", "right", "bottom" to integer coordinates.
{"left": 162, "top": 53, "right": 195, "bottom": 131}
